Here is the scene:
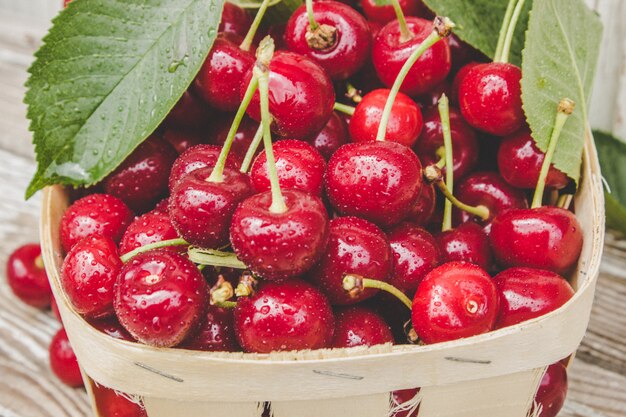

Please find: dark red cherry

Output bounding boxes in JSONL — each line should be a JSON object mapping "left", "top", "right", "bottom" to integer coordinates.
{"left": 388, "top": 223, "right": 440, "bottom": 292}
{"left": 119, "top": 212, "right": 179, "bottom": 255}
{"left": 60, "top": 194, "right": 133, "bottom": 252}
{"left": 219, "top": 2, "right": 252, "bottom": 38}
{"left": 437, "top": 222, "right": 493, "bottom": 271}
{"left": 244, "top": 51, "right": 335, "bottom": 139}
{"left": 406, "top": 183, "right": 436, "bottom": 226}
{"left": 230, "top": 190, "right": 329, "bottom": 280}
{"left": 362, "top": 0, "right": 425, "bottom": 24}
{"left": 309, "top": 216, "right": 392, "bottom": 305}
{"left": 284, "top": 1, "right": 371, "bottom": 80}
{"left": 234, "top": 279, "right": 335, "bottom": 353}
{"left": 6, "top": 243, "right": 51, "bottom": 308}
{"left": 306, "top": 111, "right": 349, "bottom": 159}
{"left": 165, "top": 90, "right": 214, "bottom": 129}
{"left": 250, "top": 140, "right": 326, "bottom": 196}
{"left": 349, "top": 89, "right": 423, "bottom": 147}
{"left": 415, "top": 79, "right": 452, "bottom": 109}
{"left": 50, "top": 328, "right": 84, "bottom": 388}
{"left": 92, "top": 382, "right": 147, "bottom": 417}
{"left": 325, "top": 141, "right": 423, "bottom": 228}
{"left": 151, "top": 198, "right": 170, "bottom": 216}
{"left": 458, "top": 62, "right": 524, "bottom": 136}
{"left": 372, "top": 17, "right": 451, "bottom": 96}
{"left": 494, "top": 267, "right": 574, "bottom": 328}
{"left": 169, "top": 167, "right": 252, "bottom": 248}
{"left": 182, "top": 305, "right": 239, "bottom": 352}
{"left": 532, "top": 362, "right": 568, "bottom": 417}
{"left": 489, "top": 207, "right": 583, "bottom": 274}
{"left": 498, "top": 129, "right": 570, "bottom": 189}
{"left": 412, "top": 261, "right": 499, "bottom": 344}
{"left": 391, "top": 388, "right": 421, "bottom": 417}
{"left": 332, "top": 306, "right": 393, "bottom": 348}
{"left": 88, "top": 316, "right": 135, "bottom": 341}
{"left": 451, "top": 62, "right": 479, "bottom": 104}
{"left": 162, "top": 128, "right": 206, "bottom": 154}
{"left": 168, "top": 144, "right": 242, "bottom": 192}
{"left": 103, "top": 137, "right": 177, "bottom": 213}
{"left": 210, "top": 115, "right": 260, "bottom": 160}
{"left": 114, "top": 250, "right": 208, "bottom": 347}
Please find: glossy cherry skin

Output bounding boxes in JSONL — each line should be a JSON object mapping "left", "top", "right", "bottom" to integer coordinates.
{"left": 451, "top": 62, "right": 480, "bottom": 104}
{"left": 250, "top": 140, "right": 326, "bottom": 196}
{"left": 119, "top": 212, "right": 179, "bottom": 255}
{"left": 103, "top": 137, "right": 178, "bottom": 213}
{"left": 459, "top": 62, "right": 524, "bottom": 136}
{"left": 362, "top": 0, "right": 426, "bottom": 24}
{"left": 165, "top": 90, "right": 214, "bottom": 129}
{"left": 349, "top": 89, "right": 423, "bottom": 147}
{"left": 494, "top": 267, "right": 574, "bottom": 328}
{"left": 114, "top": 250, "right": 208, "bottom": 347}
{"left": 168, "top": 144, "right": 242, "bottom": 192}
{"left": 388, "top": 223, "right": 440, "bottom": 292}
{"left": 182, "top": 305, "right": 239, "bottom": 352}
{"left": 325, "top": 141, "right": 423, "bottom": 227}
{"left": 162, "top": 128, "right": 206, "bottom": 154}
{"left": 219, "top": 2, "right": 252, "bottom": 38}
{"left": 49, "top": 328, "right": 84, "bottom": 388}
{"left": 87, "top": 316, "right": 135, "bottom": 341}
{"left": 210, "top": 115, "right": 260, "bottom": 160}
{"left": 437, "top": 222, "right": 493, "bottom": 272}
{"left": 92, "top": 382, "right": 147, "bottom": 417}
{"left": 230, "top": 190, "right": 329, "bottom": 280}
{"left": 412, "top": 261, "right": 499, "bottom": 344}
{"left": 309, "top": 216, "right": 392, "bottom": 305}
{"left": 6, "top": 243, "right": 51, "bottom": 308}
{"left": 234, "top": 279, "right": 335, "bottom": 353}
{"left": 284, "top": 1, "right": 371, "bottom": 80}
{"left": 415, "top": 79, "right": 452, "bottom": 109}
{"left": 490, "top": 207, "right": 583, "bottom": 274}
{"left": 60, "top": 194, "right": 133, "bottom": 252}
{"left": 414, "top": 106, "right": 479, "bottom": 180}
{"left": 244, "top": 51, "right": 335, "bottom": 139}
{"left": 406, "top": 183, "right": 436, "bottom": 226}
{"left": 498, "top": 129, "right": 570, "bottom": 189}
{"left": 61, "top": 235, "right": 122, "bottom": 319}
{"left": 169, "top": 167, "right": 252, "bottom": 248}
{"left": 391, "top": 388, "right": 421, "bottom": 417}
{"left": 307, "top": 111, "right": 349, "bottom": 159}
{"left": 372, "top": 17, "right": 451, "bottom": 96}
{"left": 532, "top": 362, "right": 568, "bottom": 417}
{"left": 332, "top": 306, "right": 393, "bottom": 348}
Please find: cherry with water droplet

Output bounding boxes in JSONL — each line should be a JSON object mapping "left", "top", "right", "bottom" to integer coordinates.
{"left": 332, "top": 306, "right": 393, "bottom": 348}
{"left": 306, "top": 111, "right": 349, "bottom": 160}
{"left": 168, "top": 144, "right": 242, "bottom": 192}
{"left": 436, "top": 222, "right": 493, "bottom": 271}
{"left": 119, "top": 212, "right": 180, "bottom": 255}
{"left": 182, "top": 305, "right": 239, "bottom": 352}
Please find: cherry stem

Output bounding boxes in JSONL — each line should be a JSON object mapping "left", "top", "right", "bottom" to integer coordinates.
{"left": 240, "top": 0, "right": 272, "bottom": 51}
{"left": 389, "top": 0, "right": 412, "bottom": 42}
{"left": 434, "top": 146, "right": 446, "bottom": 169}
{"left": 306, "top": 0, "right": 319, "bottom": 30}
{"left": 334, "top": 102, "right": 356, "bottom": 116}
{"left": 187, "top": 247, "right": 247, "bottom": 269}
{"left": 235, "top": 274, "right": 258, "bottom": 297}
{"left": 531, "top": 98, "right": 575, "bottom": 209}
{"left": 494, "top": 0, "right": 517, "bottom": 62}
{"left": 34, "top": 255, "right": 45, "bottom": 270}
{"left": 240, "top": 124, "right": 264, "bottom": 173}
{"left": 120, "top": 238, "right": 189, "bottom": 263}
{"left": 496, "top": 0, "right": 526, "bottom": 63}
{"left": 342, "top": 274, "right": 412, "bottom": 310}
{"left": 210, "top": 276, "right": 235, "bottom": 306}
{"left": 375, "top": 17, "right": 455, "bottom": 142}
{"left": 346, "top": 83, "right": 363, "bottom": 103}
{"left": 214, "top": 301, "right": 238, "bottom": 309}
{"left": 557, "top": 194, "right": 574, "bottom": 209}
{"left": 438, "top": 94, "right": 455, "bottom": 231}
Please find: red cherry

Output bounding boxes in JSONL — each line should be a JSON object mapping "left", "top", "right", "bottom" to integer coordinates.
{"left": 219, "top": 2, "right": 253, "bottom": 38}
{"left": 365, "top": 292, "right": 411, "bottom": 343}
{"left": 92, "top": 382, "right": 147, "bottom": 417}
{"left": 372, "top": 17, "right": 451, "bottom": 96}
{"left": 182, "top": 305, "right": 239, "bottom": 352}
{"left": 49, "top": 328, "right": 84, "bottom": 388}
{"left": 494, "top": 267, "right": 574, "bottom": 328}
{"left": 60, "top": 194, "right": 133, "bottom": 252}
{"left": 210, "top": 115, "right": 260, "bottom": 160}
{"left": 458, "top": 62, "right": 524, "bottom": 136}
{"left": 332, "top": 306, "right": 393, "bottom": 348}
{"left": 361, "top": 0, "right": 425, "bottom": 24}
{"left": 388, "top": 223, "right": 440, "bottom": 292}
{"left": 165, "top": 90, "right": 214, "bottom": 129}
{"left": 532, "top": 362, "right": 568, "bottom": 417}
{"left": 436, "top": 222, "right": 493, "bottom": 271}
{"left": 234, "top": 279, "right": 335, "bottom": 352}
{"left": 284, "top": 1, "right": 372, "bottom": 80}
{"left": 325, "top": 141, "right": 423, "bottom": 227}
{"left": 451, "top": 62, "right": 479, "bottom": 104}
{"left": 489, "top": 207, "right": 583, "bottom": 274}
{"left": 415, "top": 80, "right": 452, "bottom": 108}
{"left": 309, "top": 216, "right": 392, "bottom": 305}
{"left": 6, "top": 243, "right": 51, "bottom": 308}
{"left": 250, "top": 140, "right": 326, "bottom": 196}
{"left": 244, "top": 51, "right": 335, "bottom": 139}
{"left": 168, "top": 144, "right": 242, "bottom": 192}
{"left": 88, "top": 316, "right": 135, "bottom": 341}
{"left": 349, "top": 89, "right": 423, "bottom": 147}
{"left": 230, "top": 190, "right": 329, "bottom": 280}
{"left": 114, "top": 250, "right": 208, "bottom": 347}
{"left": 391, "top": 388, "right": 421, "bottom": 417}
{"left": 162, "top": 128, "right": 206, "bottom": 154}
{"left": 119, "top": 212, "right": 179, "bottom": 255}
{"left": 306, "top": 111, "right": 349, "bottom": 160}
{"left": 151, "top": 198, "right": 170, "bottom": 216}
{"left": 412, "top": 261, "right": 499, "bottom": 344}
{"left": 406, "top": 183, "right": 436, "bottom": 226}
{"left": 498, "top": 129, "right": 569, "bottom": 189}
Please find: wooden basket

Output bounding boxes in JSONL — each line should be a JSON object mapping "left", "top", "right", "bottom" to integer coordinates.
{"left": 40, "top": 132, "right": 605, "bottom": 417}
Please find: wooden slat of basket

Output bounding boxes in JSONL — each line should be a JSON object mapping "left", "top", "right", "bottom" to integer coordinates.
{"left": 270, "top": 393, "right": 390, "bottom": 417}
{"left": 142, "top": 398, "right": 263, "bottom": 417}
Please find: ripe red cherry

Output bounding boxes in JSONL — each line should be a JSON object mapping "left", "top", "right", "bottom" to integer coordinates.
{"left": 182, "top": 305, "right": 239, "bottom": 352}
{"left": 412, "top": 261, "right": 499, "bottom": 344}
{"left": 415, "top": 79, "right": 452, "bottom": 108}
{"left": 362, "top": 0, "right": 425, "bottom": 24}
{"left": 332, "top": 306, "right": 393, "bottom": 348}
{"left": 168, "top": 144, "right": 242, "bottom": 192}
{"left": 309, "top": 216, "right": 392, "bottom": 305}
{"left": 494, "top": 267, "right": 574, "bottom": 328}
{"left": 391, "top": 388, "right": 421, "bottom": 417}
{"left": 498, "top": 129, "right": 570, "bottom": 189}
{"left": 230, "top": 190, "right": 329, "bottom": 280}
{"left": 49, "top": 328, "right": 84, "bottom": 388}
{"left": 372, "top": 17, "right": 451, "bottom": 96}
{"left": 451, "top": 62, "right": 479, "bottom": 104}
{"left": 165, "top": 90, "right": 214, "bottom": 129}
{"left": 88, "top": 316, "right": 135, "bottom": 341}
{"left": 325, "top": 141, "right": 423, "bottom": 228}
{"left": 436, "top": 222, "right": 493, "bottom": 271}
{"left": 532, "top": 362, "right": 568, "bottom": 417}
{"left": 119, "top": 212, "right": 179, "bottom": 255}
{"left": 103, "top": 137, "right": 178, "bottom": 213}
{"left": 490, "top": 207, "right": 583, "bottom": 274}
{"left": 61, "top": 235, "right": 122, "bottom": 319}
{"left": 244, "top": 51, "right": 335, "bottom": 139}
{"left": 6, "top": 243, "right": 51, "bottom": 308}
{"left": 114, "top": 250, "right": 208, "bottom": 347}
{"left": 219, "top": 2, "right": 252, "bottom": 38}
{"left": 250, "top": 140, "right": 326, "bottom": 196}
{"left": 162, "top": 128, "right": 206, "bottom": 154}
{"left": 60, "top": 194, "right": 133, "bottom": 252}
{"left": 306, "top": 111, "right": 349, "bottom": 160}
{"left": 210, "top": 115, "right": 260, "bottom": 160}
{"left": 284, "top": 1, "right": 372, "bottom": 80}
{"left": 92, "top": 383, "right": 147, "bottom": 417}
{"left": 406, "top": 183, "right": 436, "bottom": 226}
{"left": 169, "top": 167, "right": 252, "bottom": 248}
{"left": 234, "top": 279, "right": 335, "bottom": 353}
{"left": 458, "top": 63, "right": 524, "bottom": 136}
{"left": 349, "top": 89, "right": 423, "bottom": 147}
{"left": 387, "top": 223, "right": 440, "bottom": 292}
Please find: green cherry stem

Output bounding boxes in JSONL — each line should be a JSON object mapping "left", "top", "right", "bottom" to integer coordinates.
{"left": 120, "top": 238, "right": 189, "bottom": 263}
{"left": 240, "top": 124, "right": 264, "bottom": 173}
{"left": 557, "top": 194, "right": 574, "bottom": 210}
{"left": 306, "top": 0, "right": 319, "bottom": 30}
{"left": 438, "top": 94, "right": 455, "bottom": 231}
{"left": 187, "top": 247, "right": 247, "bottom": 269}
{"left": 531, "top": 98, "right": 575, "bottom": 208}
{"left": 342, "top": 274, "right": 412, "bottom": 310}
{"left": 494, "top": 0, "right": 517, "bottom": 62}
{"left": 496, "top": 0, "right": 527, "bottom": 63}
{"left": 333, "top": 102, "right": 356, "bottom": 116}
{"left": 214, "top": 301, "right": 238, "bottom": 309}
{"left": 240, "top": 0, "right": 273, "bottom": 51}
{"left": 389, "top": 0, "right": 412, "bottom": 42}
{"left": 375, "top": 17, "right": 455, "bottom": 142}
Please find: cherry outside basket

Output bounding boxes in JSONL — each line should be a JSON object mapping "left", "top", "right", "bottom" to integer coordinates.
{"left": 40, "top": 131, "right": 605, "bottom": 417}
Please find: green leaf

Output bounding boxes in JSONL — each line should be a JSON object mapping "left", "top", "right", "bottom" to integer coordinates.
{"left": 593, "top": 130, "right": 626, "bottom": 235}
{"left": 24, "top": 0, "right": 224, "bottom": 198}
{"left": 421, "top": 0, "right": 532, "bottom": 66}
{"left": 231, "top": 0, "right": 303, "bottom": 24}
{"left": 521, "top": 0, "right": 602, "bottom": 184}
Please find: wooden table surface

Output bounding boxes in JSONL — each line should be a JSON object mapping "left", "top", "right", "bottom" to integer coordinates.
{"left": 0, "top": 5, "right": 625, "bottom": 417}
